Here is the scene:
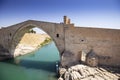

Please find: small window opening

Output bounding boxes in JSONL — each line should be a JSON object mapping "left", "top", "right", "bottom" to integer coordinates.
{"left": 81, "top": 39, "right": 84, "bottom": 42}
{"left": 10, "top": 33, "right": 11, "bottom": 36}
{"left": 56, "top": 34, "right": 59, "bottom": 38}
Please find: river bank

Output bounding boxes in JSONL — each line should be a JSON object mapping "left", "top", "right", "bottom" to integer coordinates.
{"left": 14, "top": 33, "right": 51, "bottom": 57}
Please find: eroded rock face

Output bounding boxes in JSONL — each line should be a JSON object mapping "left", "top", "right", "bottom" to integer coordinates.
{"left": 86, "top": 56, "right": 98, "bottom": 67}
{"left": 58, "top": 64, "right": 120, "bottom": 80}
{"left": 86, "top": 50, "right": 98, "bottom": 67}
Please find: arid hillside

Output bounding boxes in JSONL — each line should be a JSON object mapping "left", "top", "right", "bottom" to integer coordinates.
{"left": 14, "top": 33, "right": 51, "bottom": 57}
{"left": 19, "top": 33, "right": 50, "bottom": 47}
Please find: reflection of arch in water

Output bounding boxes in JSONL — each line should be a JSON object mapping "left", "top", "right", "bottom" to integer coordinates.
{"left": 10, "top": 21, "right": 65, "bottom": 58}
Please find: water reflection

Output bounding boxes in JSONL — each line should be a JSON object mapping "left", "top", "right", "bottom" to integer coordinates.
{"left": 20, "top": 60, "right": 56, "bottom": 72}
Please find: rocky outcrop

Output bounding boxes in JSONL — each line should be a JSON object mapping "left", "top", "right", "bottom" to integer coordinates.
{"left": 58, "top": 64, "right": 120, "bottom": 80}
{"left": 86, "top": 50, "right": 98, "bottom": 67}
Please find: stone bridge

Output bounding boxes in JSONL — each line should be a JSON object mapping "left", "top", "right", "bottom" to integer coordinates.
{"left": 0, "top": 16, "right": 120, "bottom": 67}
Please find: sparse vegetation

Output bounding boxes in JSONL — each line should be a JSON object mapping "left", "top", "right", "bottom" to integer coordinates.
{"left": 28, "top": 29, "right": 36, "bottom": 33}
{"left": 40, "top": 37, "right": 52, "bottom": 47}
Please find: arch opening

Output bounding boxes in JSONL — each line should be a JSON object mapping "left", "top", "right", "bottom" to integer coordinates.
{"left": 7, "top": 24, "right": 61, "bottom": 78}
{"left": 10, "top": 25, "right": 61, "bottom": 60}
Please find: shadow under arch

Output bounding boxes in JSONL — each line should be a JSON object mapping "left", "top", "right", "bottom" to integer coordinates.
{"left": 10, "top": 24, "right": 61, "bottom": 59}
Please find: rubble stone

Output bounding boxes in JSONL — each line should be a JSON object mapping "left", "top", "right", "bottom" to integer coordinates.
{"left": 58, "top": 64, "right": 120, "bottom": 80}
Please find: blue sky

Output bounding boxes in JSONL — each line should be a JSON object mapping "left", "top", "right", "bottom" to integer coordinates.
{"left": 0, "top": 0, "right": 120, "bottom": 29}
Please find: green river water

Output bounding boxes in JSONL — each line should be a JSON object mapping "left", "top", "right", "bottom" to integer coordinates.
{"left": 0, "top": 42, "right": 60, "bottom": 80}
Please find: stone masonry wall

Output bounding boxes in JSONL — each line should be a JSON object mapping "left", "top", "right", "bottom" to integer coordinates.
{"left": 62, "top": 24, "right": 120, "bottom": 67}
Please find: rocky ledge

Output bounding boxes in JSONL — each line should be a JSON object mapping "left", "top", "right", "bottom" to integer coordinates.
{"left": 58, "top": 64, "right": 120, "bottom": 80}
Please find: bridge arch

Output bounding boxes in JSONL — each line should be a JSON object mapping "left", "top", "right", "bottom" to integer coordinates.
{"left": 9, "top": 20, "right": 65, "bottom": 57}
